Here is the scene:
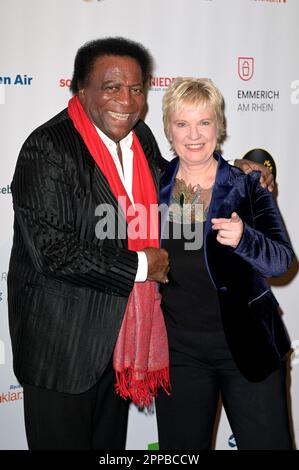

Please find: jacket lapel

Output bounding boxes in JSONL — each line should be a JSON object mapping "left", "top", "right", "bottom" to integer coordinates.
{"left": 159, "top": 153, "right": 234, "bottom": 238}
{"left": 159, "top": 156, "right": 179, "bottom": 239}
{"left": 159, "top": 152, "right": 235, "bottom": 272}
{"left": 205, "top": 152, "right": 233, "bottom": 232}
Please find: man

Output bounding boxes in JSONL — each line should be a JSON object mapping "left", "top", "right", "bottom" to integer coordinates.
{"left": 7, "top": 37, "right": 273, "bottom": 450}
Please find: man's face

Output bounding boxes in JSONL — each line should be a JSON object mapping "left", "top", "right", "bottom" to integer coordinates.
{"left": 79, "top": 55, "right": 146, "bottom": 142}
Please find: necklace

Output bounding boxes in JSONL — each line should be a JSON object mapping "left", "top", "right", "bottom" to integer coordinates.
{"left": 170, "top": 178, "right": 213, "bottom": 223}
{"left": 173, "top": 178, "right": 212, "bottom": 205}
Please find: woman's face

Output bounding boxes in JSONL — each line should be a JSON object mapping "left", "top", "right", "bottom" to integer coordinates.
{"left": 168, "top": 102, "right": 218, "bottom": 167}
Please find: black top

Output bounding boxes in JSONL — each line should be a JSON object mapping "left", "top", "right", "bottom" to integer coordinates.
{"left": 161, "top": 221, "right": 222, "bottom": 332}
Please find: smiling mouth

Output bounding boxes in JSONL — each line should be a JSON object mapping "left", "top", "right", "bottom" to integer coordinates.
{"left": 108, "top": 111, "right": 130, "bottom": 121}
{"left": 185, "top": 144, "right": 204, "bottom": 149}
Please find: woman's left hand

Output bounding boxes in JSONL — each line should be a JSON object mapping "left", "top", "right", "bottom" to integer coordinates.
{"left": 211, "top": 212, "right": 244, "bottom": 248}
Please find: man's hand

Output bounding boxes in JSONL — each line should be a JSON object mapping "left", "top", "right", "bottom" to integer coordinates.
{"left": 143, "top": 247, "right": 170, "bottom": 283}
{"left": 234, "top": 158, "right": 274, "bottom": 192}
{"left": 211, "top": 212, "right": 244, "bottom": 249}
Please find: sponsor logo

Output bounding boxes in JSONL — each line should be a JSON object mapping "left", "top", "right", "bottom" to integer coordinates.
{"left": 228, "top": 434, "right": 237, "bottom": 448}
{"left": 253, "top": 0, "right": 286, "bottom": 3}
{"left": 0, "top": 184, "right": 11, "bottom": 195}
{"left": 148, "top": 442, "right": 159, "bottom": 450}
{"left": 291, "top": 80, "right": 299, "bottom": 104}
{"left": 148, "top": 76, "right": 176, "bottom": 92}
{"left": 0, "top": 340, "right": 4, "bottom": 365}
{"left": 0, "top": 75, "right": 33, "bottom": 104}
{"left": 59, "top": 75, "right": 176, "bottom": 92}
{"left": 238, "top": 57, "right": 254, "bottom": 81}
{"left": 0, "top": 384, "right": 23, "bottom": 404}
{"left": 237, "top": 60, "right": 280, "bottom": 113}
{"left": 242, "top": 148, "right": 277, "bottom": 181}
{"left": 1, "top": 272, "right": 7, "bottom": 282}
{"left": 0, "top": 74, "right": 33, "bottom": 86}
{"left": 59, "top": 78, "right": 72, "bottom": 88}
{"left": 237, "top": 89, "right": 280, "bottom": 112}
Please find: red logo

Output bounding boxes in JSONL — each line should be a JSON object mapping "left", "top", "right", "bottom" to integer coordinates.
{"left": 253, "top": 1, "right": 286, "bottom": 3}
{"left": 148, "top": 76, "right": 175, "bottom": 89}
{"left": 238, "top": 57, "right": 254, "bottom": 81}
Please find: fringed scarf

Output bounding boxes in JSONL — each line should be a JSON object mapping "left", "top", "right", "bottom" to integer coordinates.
{"left": 68, "top": 95, "right": 170, "bottom": 407}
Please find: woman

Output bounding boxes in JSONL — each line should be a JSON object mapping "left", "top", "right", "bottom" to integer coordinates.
{"left": 155, "top": 77, "right": 294, "bottom": 450}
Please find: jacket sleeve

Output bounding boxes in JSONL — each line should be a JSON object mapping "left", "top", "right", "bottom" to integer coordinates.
{"left": 234, "top": 172, "right": 294, "bottom": 277}
{"left": 11, "top": 129, "right": 138, "bottom": 296}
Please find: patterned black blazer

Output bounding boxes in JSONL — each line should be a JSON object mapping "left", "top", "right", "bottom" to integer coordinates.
{"left": 8, "top": 109, "right": 165, "bottom": 394}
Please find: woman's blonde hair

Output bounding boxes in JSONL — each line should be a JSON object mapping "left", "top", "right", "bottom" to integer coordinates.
{"left": 162, "top": 77, "right": 226, "bottom": 150}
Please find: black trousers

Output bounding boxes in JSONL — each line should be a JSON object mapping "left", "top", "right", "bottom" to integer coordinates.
{"left": 155, "top": 326, "right": 293, "bottom": 450}
{"left": 22, "top": 361, "right": 129, "bottom": 450}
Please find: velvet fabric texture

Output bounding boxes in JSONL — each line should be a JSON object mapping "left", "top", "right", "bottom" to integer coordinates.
{"left": 160, "top": 153, "right": 294, "bottom": 381}
{"left": 8, "top": 107, "right": 165, "bottom": 394}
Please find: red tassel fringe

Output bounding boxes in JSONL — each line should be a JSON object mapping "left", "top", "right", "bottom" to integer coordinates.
{"left": 115, "top": 367, "right": 171, "bottom": 408}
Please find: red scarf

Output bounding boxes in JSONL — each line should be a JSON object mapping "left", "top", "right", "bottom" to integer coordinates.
{"left": 68, "top": 96, "right": 170, "bottom": 407}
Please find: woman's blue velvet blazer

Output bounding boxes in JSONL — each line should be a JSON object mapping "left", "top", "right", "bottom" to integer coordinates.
{"left": 160, "top": 152, "right": 294, "bottom": 381}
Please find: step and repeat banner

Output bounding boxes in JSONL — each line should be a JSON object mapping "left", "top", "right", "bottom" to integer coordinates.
{"left": 0, "top": 0, "right": 298, "bottom": 450}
